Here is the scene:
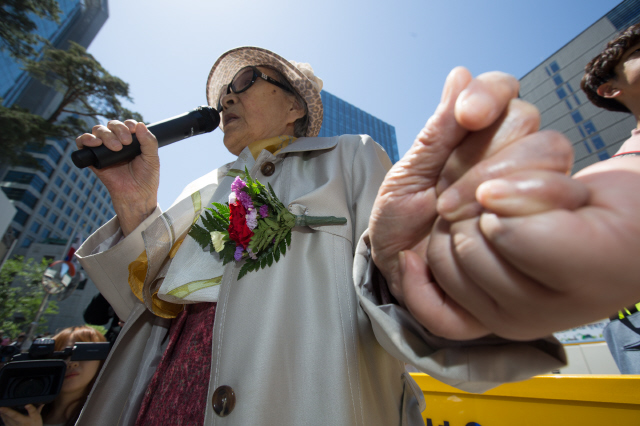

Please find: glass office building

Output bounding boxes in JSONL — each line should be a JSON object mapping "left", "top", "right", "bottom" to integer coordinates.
{"left": 1, "top": 0, "right": 111, "bottom": 256}
{"left": 0, "top": 0, "right": 111, "bottom": 335}
{"left": 319, "top": 90, "right": 400, "bottom": 163}
{"left": 519, "top": 0, "right": 640, "bottom": 173}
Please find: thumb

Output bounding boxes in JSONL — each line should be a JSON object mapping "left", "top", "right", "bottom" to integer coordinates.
{"left": 136, "top": 122, "right": 159, "bottom": 157}
{"left": 381, "top": 67, "right": 472, "bottom": 197}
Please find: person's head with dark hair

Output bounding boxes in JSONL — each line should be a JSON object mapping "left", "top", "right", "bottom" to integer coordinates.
{"left": 581, "top": 23, "right": 640, "bottom": 115}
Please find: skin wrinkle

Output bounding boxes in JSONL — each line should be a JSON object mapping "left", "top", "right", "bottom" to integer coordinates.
{"left": 446, "top": 227, "right": 548, "bottom": 339}
{"left": 437, "top": 131, "right": 574, "bottom": 222}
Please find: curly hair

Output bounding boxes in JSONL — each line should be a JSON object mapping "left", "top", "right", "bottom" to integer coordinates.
{"left": 581, "top": 23, "right": 640, "bottom": 113}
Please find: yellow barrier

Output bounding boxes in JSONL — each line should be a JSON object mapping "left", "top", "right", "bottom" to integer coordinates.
{"left": 409, "top": 373, "right": 640, "bottom": 426}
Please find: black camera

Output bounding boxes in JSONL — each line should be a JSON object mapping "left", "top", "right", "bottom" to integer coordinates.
{"left": 0, "top": 338, "right": 109, "bottom": 408}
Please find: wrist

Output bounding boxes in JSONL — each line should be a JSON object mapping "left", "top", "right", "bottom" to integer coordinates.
{"left": 113, "top": 199, "right": 157, "bottom": 236}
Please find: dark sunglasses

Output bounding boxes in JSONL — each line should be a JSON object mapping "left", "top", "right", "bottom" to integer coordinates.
{"left": 217, "top": 66, "right": 293, "bottom": 111}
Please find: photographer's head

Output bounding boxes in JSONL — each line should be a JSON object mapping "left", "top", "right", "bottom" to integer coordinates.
{"left": 582, "top": 23, "right": 640, "bottom": 114}
{"left": 53, "top": 326, "right": 106, "bottom": 397}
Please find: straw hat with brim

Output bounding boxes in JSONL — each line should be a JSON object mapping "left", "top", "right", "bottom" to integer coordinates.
{"left": 206, "top": 46, "right": 324, "bottom": 138}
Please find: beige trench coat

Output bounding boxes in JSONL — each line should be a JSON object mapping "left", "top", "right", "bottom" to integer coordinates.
{"left": 76, "top": 135, "right": 565, "bottom": 426}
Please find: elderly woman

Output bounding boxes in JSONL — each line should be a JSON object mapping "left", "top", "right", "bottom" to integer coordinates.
{"left": 74, "top": 47, "right": 572, "bottom": 425}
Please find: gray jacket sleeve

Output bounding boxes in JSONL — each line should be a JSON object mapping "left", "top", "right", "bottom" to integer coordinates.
{"left": 353, "top": 230, "right": 567, "bottom": 393}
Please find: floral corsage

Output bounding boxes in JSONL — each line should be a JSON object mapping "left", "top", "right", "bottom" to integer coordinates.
{"left": 189, "top": 168, "right": 346, "bottom": 279}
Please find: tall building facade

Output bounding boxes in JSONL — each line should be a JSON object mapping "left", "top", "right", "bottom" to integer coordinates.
{"left": 519, "top": 0, "right": 640, "bottom": 173}
{"left": 0, "top": 0, "right": 111, "bottom": 334}
{"left": 1, "top": 0, "right": 111, "bottom": 257}
{"left": 319, "top": 90, "right": 400, "bottom": 163}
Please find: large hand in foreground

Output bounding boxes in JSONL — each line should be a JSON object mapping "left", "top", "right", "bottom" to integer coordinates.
{"left": 369, "top": 67, "right": 577, "bottom": 340}
{"left": 422, "top": 156, "right": 640, "bottom": 341}
{"left": 75, "top": 120, "right": 160, "bottom": 236}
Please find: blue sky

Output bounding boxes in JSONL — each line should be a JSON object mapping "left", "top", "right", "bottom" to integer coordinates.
{"left": 87, "top": 0, "right": 622, "bottom": 209}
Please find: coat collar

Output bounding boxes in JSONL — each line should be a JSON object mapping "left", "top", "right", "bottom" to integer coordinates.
{"left": 277, "top": 136, "right": 339, "bottom": 154}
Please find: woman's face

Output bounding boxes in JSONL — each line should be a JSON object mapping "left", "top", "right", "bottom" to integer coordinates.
{"left": 219, "top": 66, "right": 305, "bottom": 155}
{"left": 61, "top": 340, "right": 100, "bottom": 395}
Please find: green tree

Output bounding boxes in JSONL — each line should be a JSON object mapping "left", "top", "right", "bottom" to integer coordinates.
{"left": 0, "top": 2, "right": 143, "bottom": 167}
{"left": 0, "top": 256, "right": 59, "bottom": 338}
{"left": 0, "top": 0, "right": 60, "bottom": 60}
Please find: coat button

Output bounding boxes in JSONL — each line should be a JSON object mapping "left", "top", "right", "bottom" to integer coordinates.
{"left": 212, "top": 385, "right": 235, "bottom": 417}
{"left": 261, "top": 161, "right": 275, "bottom": 176}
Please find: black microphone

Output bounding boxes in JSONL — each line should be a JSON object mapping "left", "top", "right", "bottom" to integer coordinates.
{"left": 72, "top": 106, "right": 220, "bottom": 169}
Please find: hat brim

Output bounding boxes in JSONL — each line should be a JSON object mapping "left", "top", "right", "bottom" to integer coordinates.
{"left": 206, "top": 47, "right": 323, "bottom": 138}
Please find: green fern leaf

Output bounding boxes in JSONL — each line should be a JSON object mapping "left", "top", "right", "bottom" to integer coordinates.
{"left": 221, "top": 241, "right": 236, "bottom": 264}
{"left": 238, "top": 262, "right": 250, "bottom": 280}
{"left": 188, "top": 224, "right": 212, "bottom": 250}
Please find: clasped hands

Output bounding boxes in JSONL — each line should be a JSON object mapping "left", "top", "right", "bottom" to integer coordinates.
{"left": 369, "top": 67, "right": 640, "bottom": 342}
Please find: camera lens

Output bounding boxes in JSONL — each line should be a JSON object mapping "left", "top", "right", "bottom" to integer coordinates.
{"left": 11, "top": 376, "right": 51, "bottom": 398}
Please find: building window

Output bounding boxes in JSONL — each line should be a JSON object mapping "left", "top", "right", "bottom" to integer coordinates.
{"left": 21, "top": 237, "right": 33, "bottom": 248}
{"left": 55, "top": 176, "right": 63, "bottom": 187}
{"left": 584, "top": 120, "right": 597, "bottom": 135}
{"left": 39, "top": 205, "right": 49, "bottom": 217}
{"left": 552, "top": 74, "right": 563, "bottom": 86}
{"left": 30, "top": 221, "right": 41, "bottom": 233}
{"left": 47, "top": 191, "right": 56, "bottom": 201}
{"left": 3, "top": 172, "right": 45, "bottom": 193}
{"left": 66, "top": 227, "right": 72, "bottom": 236}
{"left": 53, "top": 138, "right": 68, "bottom": 151}
{"left": 14, "top": 207, "right": 29, "bottom": 225}
{"left": 71, "top": 192, "right": 78, "bottom": 202}
{"left": 78, "top": 180, "right": 85, "bottom": 190}
{"left": 49, "top": 213, "right": 58, "bottom": 224}
{"left": 83, "top": 169, "right": 90, "bottom": 178}
{"left": 555, "top": 87, "right": 567, "bottom": 100}
{"left": 571, "top": 110, "right": 583, "bottom": 124}
{"left": 91, "top": 213, "right": 97, "bottom": 222}
{"left": 45, "top": 145, "right": 62, "bottom": 164}
{"left": 79, "top": 200, "right": 85, "bottom": 208}
{"left": 65, "top": 206, "right": 72, "bottom": 216}
{"left": 62, "top": 163, "right": 71, "bottom": 173}
{"left": 85, "top": 207, "right": 92, "bottom": 215}
{"left": 37, "top": 159, "right": 54, "bottom": 177}
{"left": 56, "top": 199, "right": 64, "bottom": 209}
{"left": 63, "top": 185, "right": 71, "bottom": 195}
{"left": 97, "top": 201, "right": 102, "bottom": 210}
{"left": 592, "top": 135, "right": 605, "bottom": 150}
{"left": 549, "top": 61, "right": 560, "bottom": 74}
{"left": 90, "top": 176, "right": 96, "bottom": 184}
{"left": 58, "top": 220, "right": 66, "bottom": 231}
{"left": 2, "top": 188, "right": 37, "bottom": 208}
{"left": 84, "top": 188, "right": 90, "bottom": 196}
{"left": 41, "top": 228, "right": 51, "bottom": 239}
{"left": 90, "top": 195, "right": 97, "bottom": 203}
{"left": 70, "top": 172, "right": 78, "bottom": 182}
{"left": 72, "top": 213, "right": 79, "bottom": 222}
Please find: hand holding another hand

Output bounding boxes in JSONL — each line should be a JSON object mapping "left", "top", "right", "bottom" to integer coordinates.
{"left": 368, "top": 66, "right": 634, "bottom": 342}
